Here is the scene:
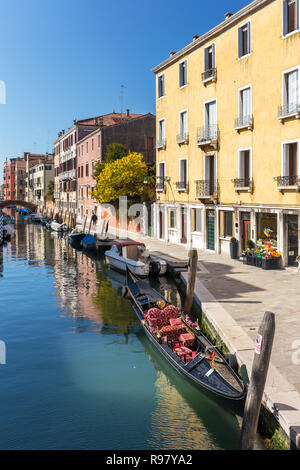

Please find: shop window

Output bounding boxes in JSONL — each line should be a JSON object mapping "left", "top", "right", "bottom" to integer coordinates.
{"left": 223, "top": 212, "right": 233, "bottom": 237}
{"left": 191, "top": 208, "right": 202, "bottom": 232}
{"left": 169, "top": 208, "right": 177, "bottom": 229}
{"left": 256, "top": 213, "right": 278, "bottom": 247}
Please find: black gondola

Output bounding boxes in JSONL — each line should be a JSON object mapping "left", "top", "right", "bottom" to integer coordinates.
{"left": 126, "top": 267, "right": 247, "bottom": 415}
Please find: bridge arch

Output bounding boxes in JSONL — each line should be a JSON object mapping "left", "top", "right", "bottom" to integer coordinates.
{"left": 0, "top": 200, "right": 37, "bottom": 212}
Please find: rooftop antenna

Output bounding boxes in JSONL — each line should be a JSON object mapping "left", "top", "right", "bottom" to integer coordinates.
{"left": 119, "top": 85, "right": 126, "bottom": 119}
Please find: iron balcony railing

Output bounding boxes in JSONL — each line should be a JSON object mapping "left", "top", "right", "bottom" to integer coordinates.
{"left": 156, "top": 138, "right": 166, "bottom": 150}
{"left": 278, "top": 102, "right": 300, "bottom": 119}
{"left": 274, "top": 175, "right": 300, "bottom": 187}
{"left": 197, "top": 125, "right": 219, "bottom": 144}
{"left": 156, "top": 176, "right": 167, "bottom": 191}
{"left": 195, "top": 179, "right": 217, "bottom": 197}
{"left": 232, "top": 177, "right": 253, "bottom": 190}
{"left": 59, "top": 169, "right": 76, "bottom": 181}
{"left": 175, "top": 181, "right": 188, "bottom": 191}
{"left": 201, "top": 68, "right": 217, "bottom": 82}
{"left": 234, "top": 114, "right": 253, "bottom": 130}
{"left": 176, "top": 132, "right": 189, "bottom": 144}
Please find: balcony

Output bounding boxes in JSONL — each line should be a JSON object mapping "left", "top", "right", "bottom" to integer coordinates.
{"left": 176, "top": 132, "right": 189, "bottom": 145}
{"left": 156, "top": 138, "right": 166, "bottom": 150}
{"left": 234, "top": 115, "right": 253, "bottom": 132}
{"left": 232, "top": 178, "right": 253, "bottom": 193}
{"left": 274, "top": 175, "right": 300, "bottom": 192}
{"left": 197, "top": 125, "right": 218, "bottom": 149}
{"left": 156, "top": 176, "right": 167, "bottom": 192}
{"left": 201, "top": 68, "right": 217, "bottom": 84}
{"left": 278, "top": 102, "right": 300, "bottom": 122}
{"left": 175, "top": 181, "right": 188, "bottom": 192}
{"left": 195, "top": 179, "right": 218, "bottom": 199}
{"left": 59, "top": 169, "right": 76, "bottom": 181}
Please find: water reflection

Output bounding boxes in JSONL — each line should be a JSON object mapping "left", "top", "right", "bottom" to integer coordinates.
{"left": 137, "top": 332, "right": 241, "bottom": 450}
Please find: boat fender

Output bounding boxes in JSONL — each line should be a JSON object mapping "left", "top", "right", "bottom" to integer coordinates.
{"left": 225, "top": 353, "right": 239, "bottom": 374}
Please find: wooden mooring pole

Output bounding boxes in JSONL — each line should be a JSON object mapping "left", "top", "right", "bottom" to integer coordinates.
{"left": 184, "top": 249, "right": 198, "bottom": 314}
{"left": 240, "top": 311, "right": 275, "bottom": 450}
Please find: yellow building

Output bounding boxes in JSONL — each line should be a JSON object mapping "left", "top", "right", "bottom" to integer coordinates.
{"left": 153, "top": 0, "right": 300, "bottom": 266}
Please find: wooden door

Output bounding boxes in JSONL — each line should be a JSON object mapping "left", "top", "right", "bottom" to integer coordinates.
{"left": 242, "top": 220, "right": 251, "bottom": 250}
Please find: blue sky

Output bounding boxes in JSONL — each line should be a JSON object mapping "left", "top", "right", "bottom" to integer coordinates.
{"left": 0, "top": 0, "right": 250, "bottom": 177}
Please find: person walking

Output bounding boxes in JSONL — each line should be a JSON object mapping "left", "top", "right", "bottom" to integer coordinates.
{"left": 91, "top": 211, "right": 98, "bottom": 228}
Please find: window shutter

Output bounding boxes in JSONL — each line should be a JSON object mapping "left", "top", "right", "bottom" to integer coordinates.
{"left": 212, "top": 43, "right": 216, "bottom": 68}
{"left": 179, "top": 63, "right": 182, "bottom": 87}
{"left": 297, "top": 0, "right": 300, "bottom": 29}
{"left": 238, "top": 27, "right": 243, "bottom": 58}
{"left": 204, "top": 47, "right": 209, "bottom": 71}
{"left": 247, "top": 22, "right": 251, "bottom": 54}
{"left": 283, "top": 0, "right": 288, "bottom": 36}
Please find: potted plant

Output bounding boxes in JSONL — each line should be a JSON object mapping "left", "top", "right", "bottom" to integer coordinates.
{"left": 229, "top": 237, "right": 239, "bottom": 259}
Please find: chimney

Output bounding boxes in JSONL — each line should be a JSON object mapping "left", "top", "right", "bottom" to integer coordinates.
{"left": 225, "top": 12, "right": 233, "bottom": 20}
{"left": 169, "top": 51, "right": 176, "bottom": 57}
{"left": 193, "top": 35, "right": 199, "bottom": 41}
{"left": 73, "top": 119, "right": 77, "bottom": 125}
{"left": 126, "top": 109, "right": 130, "bottom": 117}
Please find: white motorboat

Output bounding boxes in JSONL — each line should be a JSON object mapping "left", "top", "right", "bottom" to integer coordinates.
{"left": 105, "top": 242, "right": 167, "bottom": 277}
{"left": 30, "top": 213, "right": 43, "bottom": 222}
{"left": 50, "top": 221, "right": 67, "bottom": 232}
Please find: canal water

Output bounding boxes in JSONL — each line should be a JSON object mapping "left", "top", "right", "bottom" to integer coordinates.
{"left": 0, "top": 217, "right": 253, "bottom": 450}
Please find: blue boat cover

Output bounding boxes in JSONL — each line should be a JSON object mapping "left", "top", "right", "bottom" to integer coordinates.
{"left": 81, "top": 234, "right": 96, "bottom": 245}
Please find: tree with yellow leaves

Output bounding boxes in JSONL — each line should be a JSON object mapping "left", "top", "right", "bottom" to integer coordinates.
{"left": 92, "top": 152, "right": 155, "bottom": 205}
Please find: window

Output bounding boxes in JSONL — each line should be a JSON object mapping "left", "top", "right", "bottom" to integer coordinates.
{"left": 203, "top": 44, "right": 216, "bottom": 81}
{"left": 158, "top": 74, "right": 165, "bottom": 98}
{"left": 223, "top": 212, "right": 233, "bottom": 237}
{"left": 191, "top": 208, "right": 202, "bottom": 232}
{"left": 158, "top": 119, "right": 166, "bottom": 146}
{"left": 86, "top": 142, "right": 88, "bottom": 153}
{"left": 179, "top": 111, "right": 188, "bottom": 139}
{"left": 283, "top": 68, "right": 299, "bottom": 115}
{"left": 147, "top": 137, "right": 153, "bottom": 151}
{"left": 283, "top": 0, "right": 299, "bottom": 35}
{"left": 237, "top": 86, "right": 252, "bottom": 127}
{"left": 98, "top": 134, "right": 100, "bottom": 148}
{"left": 238, "top": 149, "right": 252, "bottom": 186}
{"left": 179, "top": 60, "right": 187, "bottom": 87}
{"left": 92, "top": 139, "right": 94, "bottom": 151}
{"left": 204, "top": 100, "right": 217, "bottom": 139}
{"left": 179, "top": 159, "right": 188, "bottom": 188}
{"left": 169, "top": 208, "right": 177, "bottom": 229}
{"left": 238, "top": 22, "right": 251, "bottom": 58}
{"left": 157, "top": 162, "right": 165, "bottom": 190}
{"left": 86, "top": 164, "right": 89, "bottom": 177}
{"left": 282, "top": 142, "right": 299, "bottom": 182}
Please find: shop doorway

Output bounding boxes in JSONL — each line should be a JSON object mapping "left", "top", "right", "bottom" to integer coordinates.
{"left": 287, "top": 214, "right": 298, "bottom": 266}
{"left": 207, "top": 210, "right": 215, "bottom": 250}
{"left": 181, "top": 207, "right": 187, "bottom": 244}
{"left": 242, "top": 219, "right": 251, "bottom": 250}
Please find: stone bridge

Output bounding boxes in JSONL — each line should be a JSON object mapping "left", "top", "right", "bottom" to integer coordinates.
{"left": 0, "top": 200, "right": 37, "bottom": 212}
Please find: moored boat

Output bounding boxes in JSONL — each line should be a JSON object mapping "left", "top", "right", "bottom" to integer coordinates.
{"left": 50, "top": 221, "right": 67, "bottom": 232}
{"left": 105, "top": 241, "right": 167, "bottom": 277}
{"left": 68, "top": 231, "right": 86, "bottom": 244}
{"left": 81, "top": 234, "right": 97, "bottom": 251}
{"left": 125, "top": 268, "right": 246, "bottom": 414}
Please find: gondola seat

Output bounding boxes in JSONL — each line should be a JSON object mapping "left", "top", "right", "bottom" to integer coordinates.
{"left": 169, "top": 318, "right": 182, "bottom": 327}
{"left": 179, "top": 333, "right": 195, "bottom": 347}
